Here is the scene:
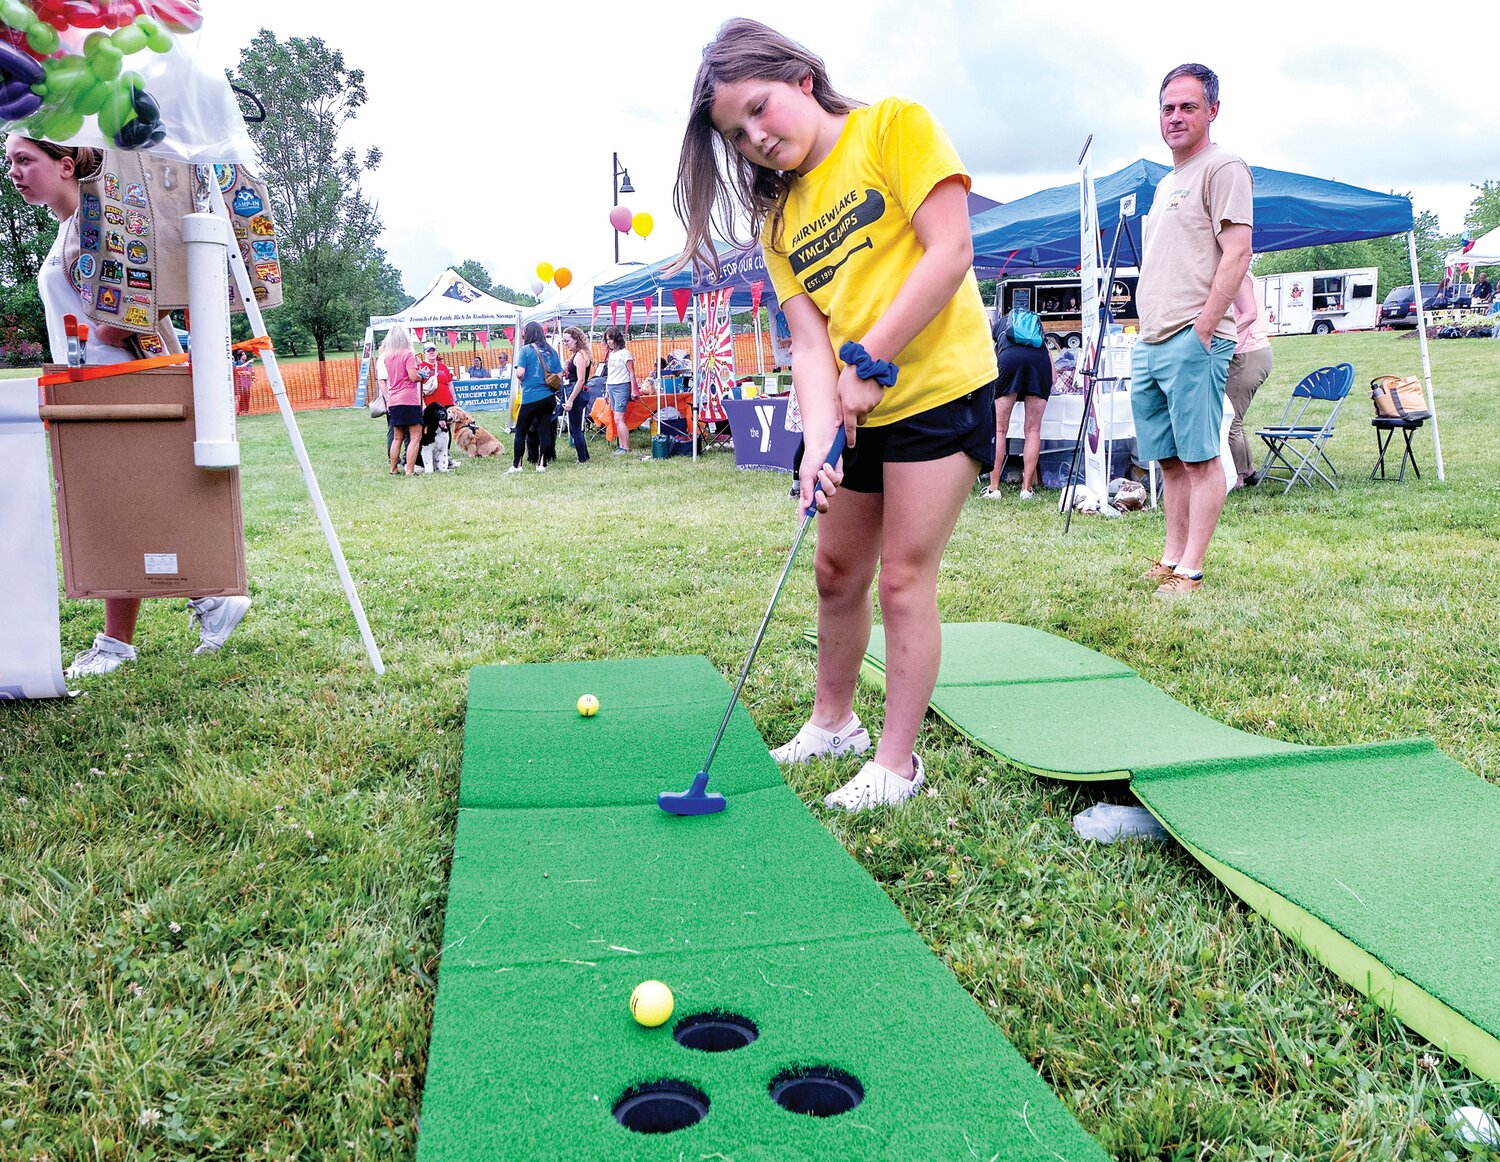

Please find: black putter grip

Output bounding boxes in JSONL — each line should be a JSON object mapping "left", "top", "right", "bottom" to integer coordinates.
{"left": 803, "top": 428, "right": 848, "bottom": 517}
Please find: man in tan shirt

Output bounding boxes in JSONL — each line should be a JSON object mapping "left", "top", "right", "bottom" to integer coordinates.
{"left": 1131, "top": 63, "right": 1253, "bottom": 596}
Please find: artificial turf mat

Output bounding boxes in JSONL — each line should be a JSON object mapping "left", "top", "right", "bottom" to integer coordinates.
{"left": 418, "top": 654, "right": 1108, "bottom": 1160}
{"left": 843, "top": 622, "right": 1500, "bottom": 1084}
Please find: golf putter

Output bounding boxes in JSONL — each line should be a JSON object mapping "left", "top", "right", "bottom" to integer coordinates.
{"left": 660, "top": 427, "right": 847, "bottom": 815}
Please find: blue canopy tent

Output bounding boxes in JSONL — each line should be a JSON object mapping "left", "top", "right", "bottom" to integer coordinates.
{"left": 971, "top": 160, "right": 1415, "bottom": 273}
{"left": 970, "top": 160, "right": 1443, "bottom": 478}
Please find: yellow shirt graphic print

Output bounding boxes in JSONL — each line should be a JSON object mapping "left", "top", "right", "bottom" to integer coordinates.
{"left": 763, "top": 97, "right": 996, "bottom": 427}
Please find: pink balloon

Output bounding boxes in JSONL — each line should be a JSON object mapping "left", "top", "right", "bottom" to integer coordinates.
{"left": 609, "top": 205, "right": 633, "bottom": 233}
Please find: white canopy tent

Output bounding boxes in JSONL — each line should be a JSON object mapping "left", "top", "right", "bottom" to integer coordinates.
{"left": 1445, "top": 224, "right": 1500, "bottom": 270}
{"left": 371, "top": 269, "right": 526, "bottom": 333}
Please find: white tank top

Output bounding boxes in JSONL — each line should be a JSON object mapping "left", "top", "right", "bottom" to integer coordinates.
{"left": 40, "top": 225, "right": 134, "bottom": 366}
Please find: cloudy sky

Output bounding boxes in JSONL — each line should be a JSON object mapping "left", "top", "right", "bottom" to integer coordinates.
{"left": 199, "top": 1, "right": 1493, "bottom": 298}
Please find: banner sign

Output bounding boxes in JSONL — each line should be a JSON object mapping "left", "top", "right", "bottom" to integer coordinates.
{"left": 454, "top": 377, "right": 512, "bottom": 413}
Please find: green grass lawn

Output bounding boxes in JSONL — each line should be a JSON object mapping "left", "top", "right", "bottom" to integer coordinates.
{"left": 2, "top": 331, "right": 1497, "bottom": 1159}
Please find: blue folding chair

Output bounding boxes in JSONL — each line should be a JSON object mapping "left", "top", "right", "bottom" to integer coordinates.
{"left": 1256, "top": 362, "right": 1355, "bottom": 493}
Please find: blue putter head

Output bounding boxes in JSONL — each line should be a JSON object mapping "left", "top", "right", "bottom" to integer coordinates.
{"left": 657, "top": 770, "right": 727, "bottom": 816}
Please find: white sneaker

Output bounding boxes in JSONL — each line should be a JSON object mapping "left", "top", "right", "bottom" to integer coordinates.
{"left": 823, "top": 753, "right": 926, "bottom": 811}
{"left": 536, "top": 463, "right": 547, "bottom": 472}
{"left": 981, "top": 487, "right": 1003, "bottom": 500}
{"left": 507, "top": 466, "right": 524, "bottom": 474}
{"left": 770, "top": 715, "right": 871, "bottom": 763}
{"left": 187, "top": 595, "right": 252, "bottom": 655}
{"left": 1019, "top": 489, "right": 1035, "bottom": 500}
{"left": 65, "top": 633, "right": 136, "bottom": 679}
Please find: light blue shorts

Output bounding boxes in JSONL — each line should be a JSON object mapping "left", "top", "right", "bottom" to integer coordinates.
{"left": 1130, "top": 327, "right": 1235, "bottom": 464}
{"left": 607, "top": 381, "right": 631, "bottom": 412}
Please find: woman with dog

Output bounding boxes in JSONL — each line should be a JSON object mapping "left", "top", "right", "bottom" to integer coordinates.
{"left": 510, "top": 321, "right": 564, "bottom": 473}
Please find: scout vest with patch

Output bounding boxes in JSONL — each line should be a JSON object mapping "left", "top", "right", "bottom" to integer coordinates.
{"left": 64, "top": 151, "right": 283, "bottom": 346}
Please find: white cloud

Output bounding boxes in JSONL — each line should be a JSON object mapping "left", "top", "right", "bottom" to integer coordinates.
{"left": 200, "top": 0, "right": 1498, "bottom": 296}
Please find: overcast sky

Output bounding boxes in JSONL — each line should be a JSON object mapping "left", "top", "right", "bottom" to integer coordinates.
{"left": 199, "top": 1, "right": 1493, "bottom": 298}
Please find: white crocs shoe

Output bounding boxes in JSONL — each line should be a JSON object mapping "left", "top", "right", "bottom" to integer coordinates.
{"left": 769, "top": 715, "right": 871, "bottom": 764}
{"left": 823, "top": 753, "right": 926, "bottom": 811}
{"left": 65, "top": 633, "right": 136, "bottom": 679}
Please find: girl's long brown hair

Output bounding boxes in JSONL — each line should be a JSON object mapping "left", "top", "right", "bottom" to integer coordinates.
{"left": 667, "top": 18, "right": 859, "bottom": 278}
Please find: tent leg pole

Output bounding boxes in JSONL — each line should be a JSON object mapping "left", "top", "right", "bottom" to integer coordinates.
{"left": 210, "top": 184, "right": 385, "bottom": 675}
{"left": 1407, "top": 229, "right": 1444, "bottom": 482}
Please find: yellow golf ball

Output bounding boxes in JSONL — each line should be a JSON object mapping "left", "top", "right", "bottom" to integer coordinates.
{"left": 577, "top": 694, "right": 600, "bottom": 717}
{"left": 630, "top": 980, "right": 674, "bottom": 1027}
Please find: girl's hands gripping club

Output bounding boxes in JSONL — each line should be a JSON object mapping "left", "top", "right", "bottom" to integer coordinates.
{"left": 798, "top": 425, "right": 849, "bottom": 515}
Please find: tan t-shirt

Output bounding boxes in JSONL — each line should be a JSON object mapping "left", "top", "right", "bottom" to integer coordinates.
{"left": 1137, "top": 143, "right": 1253, "bottom": 344}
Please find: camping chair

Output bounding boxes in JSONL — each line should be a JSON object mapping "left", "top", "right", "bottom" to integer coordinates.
{"left": 1255, "top": 362, "right": 1355, "bottom": 493}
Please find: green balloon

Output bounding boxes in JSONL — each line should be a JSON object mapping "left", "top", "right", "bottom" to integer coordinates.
{"left": 97, "top": 87, "right": 135, "bottom": 137}
{"left": 40, "top": 109, "right": 83, "bottom": 141}
{"left": 145, "top": 29, "right": 172, "bottom": 54}
{"left": 111, "top": 25, "right": 147, "bottom": 56}
{"left": 25, "top": 22, "right": 59, "bottom": 55}
{"left": 87, "top": 45, "right": 123, "bottom": 83}
{"left": 44, "top": 56, "right": 93, "bottom": 95}
{"left": 76, "top": 80, "right": 110, "bottom": 117}
{"left": 0, "top": 0, "right": 34, "bottom": 31}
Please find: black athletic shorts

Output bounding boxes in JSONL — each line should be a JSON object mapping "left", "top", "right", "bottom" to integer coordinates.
{"left": 837, "top": 381, "right": 997, "bottom": 494}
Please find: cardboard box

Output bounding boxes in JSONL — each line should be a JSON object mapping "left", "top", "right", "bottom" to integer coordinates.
{"left": 45, "top": 364, "right": 246, "bottom": 599}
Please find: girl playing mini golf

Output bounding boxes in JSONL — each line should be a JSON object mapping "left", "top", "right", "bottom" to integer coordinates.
{"left": 671, "top": 19, "right": 997, "bottom": 810}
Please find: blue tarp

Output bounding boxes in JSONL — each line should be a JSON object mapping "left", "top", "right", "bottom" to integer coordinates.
{"left": 970, "top": 159, "right": 1415, "bottom": 274}
{"left": 592, "top": 242, "right": 771, "bottom": 310}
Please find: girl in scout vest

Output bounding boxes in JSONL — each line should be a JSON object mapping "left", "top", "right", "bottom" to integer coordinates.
{"left": 4, "top": 135, "right": 252, "bottom": 678}
{"left": 670, "top": 20, "right": 997, "bottom": 810}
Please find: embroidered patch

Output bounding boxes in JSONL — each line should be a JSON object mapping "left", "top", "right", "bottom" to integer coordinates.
{"left": 102, "top": 174, "right": 120, "bottom": 200}
{"left": 213, "top": 163, "right": 237, "bottom": 193}
{"left": 73, "top": 254, "right": 95, "bottom": 281}
{"left": 122, "top": 305, "right": 150, "bottom": 328}
{"left": 106, "top": 231, "right": 125, "bottom": 256}
{"left": 126, "top": 240, "right": 148, "bottom": 264}
{"left": 78, "top": 285, "right": 94, "bottom": 307}
{"left": 124, "top": 292, "right": 152, "bottom": 306}
{"left": 81, "top": 225, "right": 99, "bottom": 251}
{"left": 100, "top": 259, "right": 124, "bottom": 283}
{"left": 123, "top": 182, "right": 148, "bottom": 208}
{"left": 126, "top": 211, "right": 150, "bottom": 237}
{"left": 136, "top": 331, "right": 166, "bottom": 356}
{"left": 232, "top": 221, "right": 248, "bottom": 241}
{"left": 96, "top": 286, "right": 121, "bottom": 314}
{"left": 103, "top": 205, "right": 123, "bottom": 225}
{"left": 231, "top": 187, "right": 263, "bottom": 217}
{"left": 252, "top": 239, "right": 277, "bottom": 261}
{"left": 127, "top": 268, "right": 152, "bottom": 290}
{"left": 254, "top": 260, "right": 281, "bottom": 284}
{"left": 248, "top": 214, "right": 274, "bottom": 237}
{"left": 82, "top": 195, "right": 102, "bottom": 221}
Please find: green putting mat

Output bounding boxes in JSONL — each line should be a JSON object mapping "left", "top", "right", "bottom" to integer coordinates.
{"left": 845, "top": 622, "right": 1500, "bottom": 1083}
{"left": 419, "top": 654, "right": 1108, "bottom": 1160}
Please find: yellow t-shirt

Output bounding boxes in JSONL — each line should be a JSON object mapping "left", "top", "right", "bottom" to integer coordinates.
{"left": 762, "top": 97, "right": 996, "bottom": 427}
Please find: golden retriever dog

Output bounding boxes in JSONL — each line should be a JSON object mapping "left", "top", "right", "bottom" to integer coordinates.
{"left": 447, "top": 404, "right": 503, "bottom": 458}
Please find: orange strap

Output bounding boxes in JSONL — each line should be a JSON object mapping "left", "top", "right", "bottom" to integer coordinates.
{"left": 38, "top": 353, "right": 189, "bottom": 386}
{"left": 234, "top": 336, "right": 274, "bottom": 354}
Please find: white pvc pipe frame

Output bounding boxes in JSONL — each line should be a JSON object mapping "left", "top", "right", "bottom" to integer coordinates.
{"left": 207, "top": 181, "right": 386, "bottom": 673}
{"left": 1406, "top": 229, "right": 1445, "bottom": 481}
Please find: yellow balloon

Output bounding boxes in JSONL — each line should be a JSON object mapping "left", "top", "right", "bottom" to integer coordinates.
{"left": 632, "top": 212, "right": 654, "bottom": 239}
{"left": 536, "top": 262, "right": 555, "bottom": 283}
{"left": 554, "top": 267, "right": 573, "bottom": 290}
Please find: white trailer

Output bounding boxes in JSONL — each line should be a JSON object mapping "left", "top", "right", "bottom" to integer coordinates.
{"left": 1256, "top": 267, "right": 1379, "bottom": 335}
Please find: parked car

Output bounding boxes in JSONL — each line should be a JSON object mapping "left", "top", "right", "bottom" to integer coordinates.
{"left": 1379, "top": 283, "right": 1473, "bottom": 327}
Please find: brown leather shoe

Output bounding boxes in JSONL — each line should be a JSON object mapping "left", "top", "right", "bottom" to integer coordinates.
{"left": 1154, "top": 573, "right": 1204, "bottom": 597}
{"left": 1139, "top": 560, "right": 1176, "bottom": 583}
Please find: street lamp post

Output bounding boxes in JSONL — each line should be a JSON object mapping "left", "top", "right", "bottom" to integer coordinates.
{"left": 612, "top": 152, "right": 635, "bottom": 264}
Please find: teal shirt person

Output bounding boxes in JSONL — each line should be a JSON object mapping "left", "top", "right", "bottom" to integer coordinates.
{"left": 517, "top": 342, "right": 562, "bottom": 405}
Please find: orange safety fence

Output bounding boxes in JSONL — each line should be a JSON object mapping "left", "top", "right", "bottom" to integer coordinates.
{"left": 239, "top": 333, "right": 779, "bottom": 418}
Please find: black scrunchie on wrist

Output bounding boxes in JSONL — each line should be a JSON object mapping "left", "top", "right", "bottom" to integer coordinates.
{"left": 838, "top": 341, "right": 899, "bottom": 388}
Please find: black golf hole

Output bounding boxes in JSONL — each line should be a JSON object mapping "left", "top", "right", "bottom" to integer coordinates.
{"left": 612, "top": 1080, "right": 709, "bottom": 1134}
{"left": 673, "top": 1011, "right": 759, "bottom": 1053}
{"left": 768, "top": 1066, "right": 864, "bottom": 1117}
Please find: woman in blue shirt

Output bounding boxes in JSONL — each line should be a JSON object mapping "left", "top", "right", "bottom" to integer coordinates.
{"left": 510, "top": 321, "right": 564, "bottom": 472}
